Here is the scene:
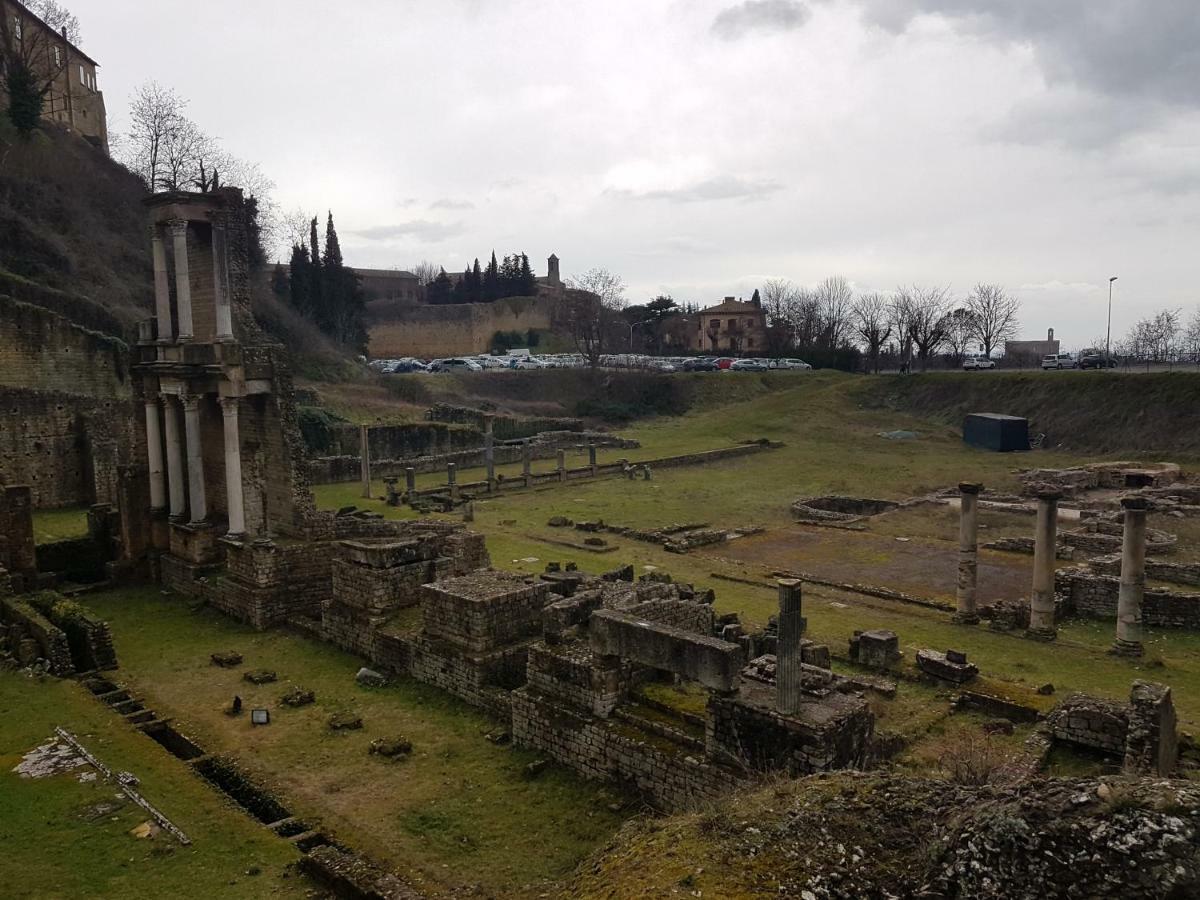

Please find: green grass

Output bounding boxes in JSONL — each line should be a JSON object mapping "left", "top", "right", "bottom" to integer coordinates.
{"left": 0, "top": 672, "right": 306, "bottom": 899}
{"left": 317, "top": 373, "right": 1200, "bottom": 728}
{"left": 32, "top": 506, "right": 90, "bottom": 544}
{"left": 76, "top": 586, "right": 630, "bottom": 897}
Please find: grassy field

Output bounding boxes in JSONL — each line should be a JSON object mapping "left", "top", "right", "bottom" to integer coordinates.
{"left": 0, "top": 671, "right": 307, "bottom": 899}
{"left": 71, "top": 587, "right": 630, "bottom": 898}
{"left": 31, "top": 505, "right": 90, "bottom": 544}
{"left": 314, "top": 372, "right": 1200, "bottom": 729}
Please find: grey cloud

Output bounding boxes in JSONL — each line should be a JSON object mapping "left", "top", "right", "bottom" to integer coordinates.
{"left": 430, "top": 198, "right": 475, "bottom": 210}
{"left": 844, "top": 1, "right": 1200, "bottom": 109}
{"left": 352, "top": 220, "right": 465, "bottom": 242}
{"left": 712, "top": 0, "right": 810, "bottom": 40}
{"left": 618, "top": 175, "right": 784, "bottom": 202}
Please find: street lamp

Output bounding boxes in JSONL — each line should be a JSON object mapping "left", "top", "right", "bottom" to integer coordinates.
{"left": 1105, "top": 276, "right": 1118, "bottom": 364}
{"left": 628, "top": 318, "right": 652, "bottom": 351}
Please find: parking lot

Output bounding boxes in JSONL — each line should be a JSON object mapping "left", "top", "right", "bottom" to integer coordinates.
{"left": 368, "top": 353, "right": 815, "bottom": 374}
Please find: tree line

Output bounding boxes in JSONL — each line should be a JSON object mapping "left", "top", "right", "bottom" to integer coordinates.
{"left": 276, "top": 212, "right": 367, "bottom": 351}
{"left": 1107, "top": 308, "right": 1200, "bottom": 367}
{"left": 423, "top": 251, "right": 538, "bottom": 305}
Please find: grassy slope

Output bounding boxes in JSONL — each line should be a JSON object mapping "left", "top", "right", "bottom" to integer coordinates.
{"left": 0, "top": 672, "right": 306, "bottom": 899}
{"left": 76, "top": 587, "right": 629, "bottom": 898}
{"left": 857, "top": 369, "right": 1200, "bottom": 454}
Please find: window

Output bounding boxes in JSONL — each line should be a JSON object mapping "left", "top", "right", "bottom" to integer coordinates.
{"left": 727, "top": 319, "right": 736, "bottom": 328}
{"left": 709, "top": 319, "right": 719, "bottom": 329}
{"left": 13, "top": 16, "right": 21, "bottom": 41}
{"left": 53, "top": 46, "right": 62, "bottom": 67}
{"left": 80, "top": 64, "right": 86, "bottom": 85}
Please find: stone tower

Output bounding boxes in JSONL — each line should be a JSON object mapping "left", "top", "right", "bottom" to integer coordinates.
{"left": 547, "top": 253, "right": 561, "bottom": 287}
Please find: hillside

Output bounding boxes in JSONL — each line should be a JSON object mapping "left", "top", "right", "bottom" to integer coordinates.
{"left": 856, "top": 371, "right": 1200, "bottom": 455}
{"left": 0, "top": 125, "right": 152, "bottom": 333}
{"left": 567, "top": 773, "right": 1200, "bottom": 898}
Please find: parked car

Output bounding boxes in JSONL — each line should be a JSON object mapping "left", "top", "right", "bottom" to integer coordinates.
{"left": 1041, "top": 353, "right": 1077, "bottom": 370}
{"left": 431, "top": 357, "right": 482, "bottom": 372}
{"left": 962, "top": 354, "right": 996, "bottom": 370}
{"left": 730, "top": 358, "right": 769, "bottom": 371}
{"left": 770, "top": 358, "right": 812, "bottom": 370}
{"left": 508, "top": 356, "right": 546, "bottom": 369}
{"left": 713, "top": 357, "right": 737, "bottom": 370}
{"left": 472, "top": 355, "right": 509, "bottom": 369}
{"left": 389, "top": 358, "right": 429, "bottom": 373}
{"left": 681, "top": 357, "right": 719, "bottom": 371}
{"left": 1078, "top": 350, "right": 1117, "bottom": 370}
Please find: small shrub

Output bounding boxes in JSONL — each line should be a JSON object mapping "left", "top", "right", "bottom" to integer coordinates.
{"left": 933, "top": 730, "right": 1015, "bottom": 786}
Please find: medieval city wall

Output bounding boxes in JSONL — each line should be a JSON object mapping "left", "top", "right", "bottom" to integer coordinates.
{"left": 367, "top": 296, "right": 554, "bottom": 359}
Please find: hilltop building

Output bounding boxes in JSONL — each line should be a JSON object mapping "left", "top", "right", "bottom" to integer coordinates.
{"left": 1005, "top": 328, "right": 1061, "bottom": 365}
{"left": 693, "top": 296, "right": 768, "bottom": 354}
{"left": 2, "top": 1, "right": 107, "bottom": 151}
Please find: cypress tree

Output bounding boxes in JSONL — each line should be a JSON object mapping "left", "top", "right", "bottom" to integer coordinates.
{"left": 288, "top": 243, "right": 312, "bottom": 316}
{"left": 483, "top": 251, "right": 500, "bottom": 301}
{"left": 519, "top": 253, "right": 536, "bottom": 295}
{"left": 322, "top": 211, "right": 343, "bottom": 268}
{"left": 470, "top": 258, "right": 483, "bottom": 302}
{"left": 308, "top": 217, "right": 326, "bottom": 330}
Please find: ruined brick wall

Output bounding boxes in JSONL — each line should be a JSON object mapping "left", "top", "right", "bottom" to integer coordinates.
{"left": 427, "top": 404, "right": 583, "bottom": 441}
{"left": 1056, "top": 568, "right": 1200, "bottom": 628}
{"left": 0, "top": 485, "right": 36, "bottom": 574}
{"left": 628, "top": 598, "right": 715, "bottom": 635}
{"left": 1046, "top": 694, "right": 1129, "bottom": 755}
{"left": 1089, "top": 554, "right": 1200, "bottom": 588}
{"left": 0, "top": 595, "right": 73, "bottom": 674}
{"left": 405, "top": 635, "right": 518, "bottom": 717}
{"left": 510, "top": 686, "right": 734, "bottom": 812}
{"left": 1124, "top": 681, "right": 1178, "bottom": 776}
{"left": 0, "top": 296, "right": 130, "bottom": 399}
{"left": 420, "top": 576, "right": 550, "bottom": 652}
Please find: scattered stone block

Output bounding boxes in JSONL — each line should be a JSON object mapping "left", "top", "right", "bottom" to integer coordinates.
{"left": 1037, "top": 683, "right": 1056, "bottom": 695}
{"left": 524, "top": 758, "right": 550, "bottom": 779}
{"left": 328, "top": 713, "right": 363, "bottom": 731}
{"left": 916, "top": 649, "right": 979, "bottom": 684}
{"left": 211, "top": 651, "right": 243, "bottom": 668}
{"left": 485, "top": 729, "right": 511, "bottom": 745}
{"left": 243, "top": 669, "right": 278, "bottom": 685}
{"left": 848, "top": 630, "right": 901, "bottom": 670}
{"left": 355, "top": 667, "right": 388, "bottom": 688}
{"left": 280, "top": 687, "right": 316, "bottom": 707}
{"left": 547, "top": 516, "right": 572, "bottom": 527}
{"left": 369, "top": 737, "right": 413, "bottom": 759}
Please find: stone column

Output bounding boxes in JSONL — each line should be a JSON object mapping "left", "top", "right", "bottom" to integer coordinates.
{"left": 220, "top": 398, "right": 246, "bottom": 536}
{"left": 588, "top": 443, "right": 598, "bottom": 476}
{"left": 162, "top": 394, "right": 186, "bottom": 519}
{"left": 522, "top": 441, "right": 532, "bottom": 488}
{"left": 776, "top": 579, "right": 805, "bottom": 715}
{"left": 150, "top": 227, "right": 173, "bottom": 341}
{"left": 955, "top": 482, "right": 982, "bottom": 624}
{"left": 1027, "top": 490, "right": 1061, "bottom": 639}
{"left": 167, "top": 219, "right": 193, "bottom": 341}
{"left": 211, "top": 221, "right": 234, "bottom": 341}
{"left": 144, "top": 399, "right": 167, "bottom": 512}
{"left": 447, "top": 462, "right": 458, "bottom": 501}
{"left": 483, "top": 413, "right": 495, "bottom": 489}
{"left": 405, "top": 466, "right": 416, "bottom": 498}
{"left": 181, "top": 393, "right": 207, "bottom": 524}
{"left": 1113, "top": 497, "right": 1149, "bottom": 656}
{"left": 557, "top": 449, "right": 566, "bottom": 483}
{"left": 359, "top": 424, "right": 371, "bottom": 499}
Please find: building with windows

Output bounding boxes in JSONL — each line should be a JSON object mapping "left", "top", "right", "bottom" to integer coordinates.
{"left": 2, "top": 0, "right": 107, "bottom": 151}
{"left": 693, "top": 296, "right": 768, "bottom": 354}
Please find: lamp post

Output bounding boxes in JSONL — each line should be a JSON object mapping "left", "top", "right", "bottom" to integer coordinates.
{"left": 1106, "top": 276, "right": 1118, "bottom": 364}
{"left": 628, "top": 318, "right": 652, "bottom": 352}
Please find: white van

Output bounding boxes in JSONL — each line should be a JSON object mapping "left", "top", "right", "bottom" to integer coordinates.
{"left": 1041, "top": 353, "right": 1077, "bottom": 370}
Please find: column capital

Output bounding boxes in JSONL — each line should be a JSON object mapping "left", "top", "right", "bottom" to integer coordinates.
{"left": 219, "top": 396, "right": 241, "bottom": 415}
{"left": 1121, "top": 496, "right": 1150, "bottom": 512}
{"left": 166, "top": 217, "right": 189, "bottom": 235}
{"left": 958, "top": 482, "right": 983, "bottom": 495}
{"left": 180, "top": 392, "right": 203, "bottom": 411}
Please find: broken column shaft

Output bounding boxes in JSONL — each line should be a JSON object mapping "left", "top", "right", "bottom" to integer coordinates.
{"left": 483, "top": 413, "right": 495, "bottom": 490}
{"left": 1027, "top": 490, "right": 1061, "bottom": 639}
{"left": 522, "top": 441, "right": 532, "bottom": 487}
{"left": 1113, "top": 497, "right": 1148, "bottom": 656}
{"left": 359, "top": 423, "right": 371, "bottom": 499}
{"left": 955, "top": 482, "right": 982, "bottom": 624}
{"left": 557, "top": 449, "right": 566, "bottom": 483}
{"left": 776, "top": 578, "right": 805, "bottom": 715}
{"left": 447, "top": 462, "right": 458, "bottom": 501}
{"left": 588, "top": 443, "right": 598, "bottom": 476}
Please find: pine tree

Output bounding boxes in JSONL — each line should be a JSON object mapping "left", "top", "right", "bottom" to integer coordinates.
{"left": 751, "top": 288, "right": 761, "bottom": 305}
{"left": 519, "top": 253, "right": 536, "bottom": 295}
{"left": 428, "top": 269, "right": 454, "bottom": 305}
{"left": 322, "top": 211, "right": 343, "bottom": 268}
{"left": 483, "top": 251, "right": 500, "bottom": 302}
{"left": 499, "top": 254, "right": 519, "bottom": 298}
{"left": 288, "top": 243, "right": 312, "bottom": 316}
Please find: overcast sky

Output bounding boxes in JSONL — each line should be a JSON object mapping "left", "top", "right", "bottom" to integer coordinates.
{"left": 74, "top": 0, "right": 1199, "bottom": 347}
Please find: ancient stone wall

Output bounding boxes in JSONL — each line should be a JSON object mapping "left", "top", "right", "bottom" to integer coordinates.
{"left": 1046, "top": 694, "right": 1129, "bottom": 755}
{"left": 510, "top": 686, "right": 735, "bottom": 812}
{"left": 427, "top": 404, "right": 583, "bottom": 441}
{"left": 0, "top": 595, "right": 73, "bottom": 674}
{"left": 0, "top": 484, "right": 36, "bottom": 577}
{"left": 1125, "top": 681, "right": 1178, "bottom": 776}
{"left": 1089, "top": 554, "right": 1200, "bottom": 588}
{"left": 1056, "top": 568, "right": 1200, "bottom": 628}
{"left": 421, "top": 573, "right": 550, "bottom": 653}
{"left": 367, "top": 296, "right": 555, "bottom": 359}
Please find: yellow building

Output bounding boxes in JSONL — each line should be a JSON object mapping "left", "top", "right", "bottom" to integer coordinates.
{"left": 694, "top": 296, "right": 768, "bottom": 354}
{"left": 3, "top": 0, "right": 107, "bottom": 151}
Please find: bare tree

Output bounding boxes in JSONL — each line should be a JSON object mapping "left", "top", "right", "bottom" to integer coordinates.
{"left": 25, "top": 1, "right": 81, "bottom": 43}
{"left": 814, "top": 275, "right": 854, "bottom": 349}
{"left": 118, "top": 80, "right": 186, "bottom": 190}
{"left": 760, "top": 278, "right": 799, "bottom": 355}
{"left": 1184, "top": 309, "right": 1200, "bottom": 367}
{"left": 566, "top": 268, "right": 626, "bottom": 368}
{"left": 895, "top": 285, "right": 951, "bottom": 371}
{"left": 852, "top": 292, "right": 894, "bottom": 374}
{"left": 410, "top": 260, "right": 440, "bottom": 287}
{"left": 943, "top": 306, "right": 978, "bottom": 366}
{"left": 965, "top": 283, "right": 1020, "bottom": 358}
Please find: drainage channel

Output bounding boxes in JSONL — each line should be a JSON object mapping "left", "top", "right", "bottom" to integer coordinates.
{"left": 77, "top": 671, "right": 332, "bottom": 853}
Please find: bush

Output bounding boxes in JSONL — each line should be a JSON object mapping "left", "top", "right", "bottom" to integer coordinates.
{"left": 295, "top": 406, "right": 347, "bottom": 454}
{"left": 933, "top": 729, "right": 1015, "bottom": 785}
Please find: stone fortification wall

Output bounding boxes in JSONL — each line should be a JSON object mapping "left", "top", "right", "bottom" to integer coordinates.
{"left": 368, "top": 296, "right": 555, "bottom": 359}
